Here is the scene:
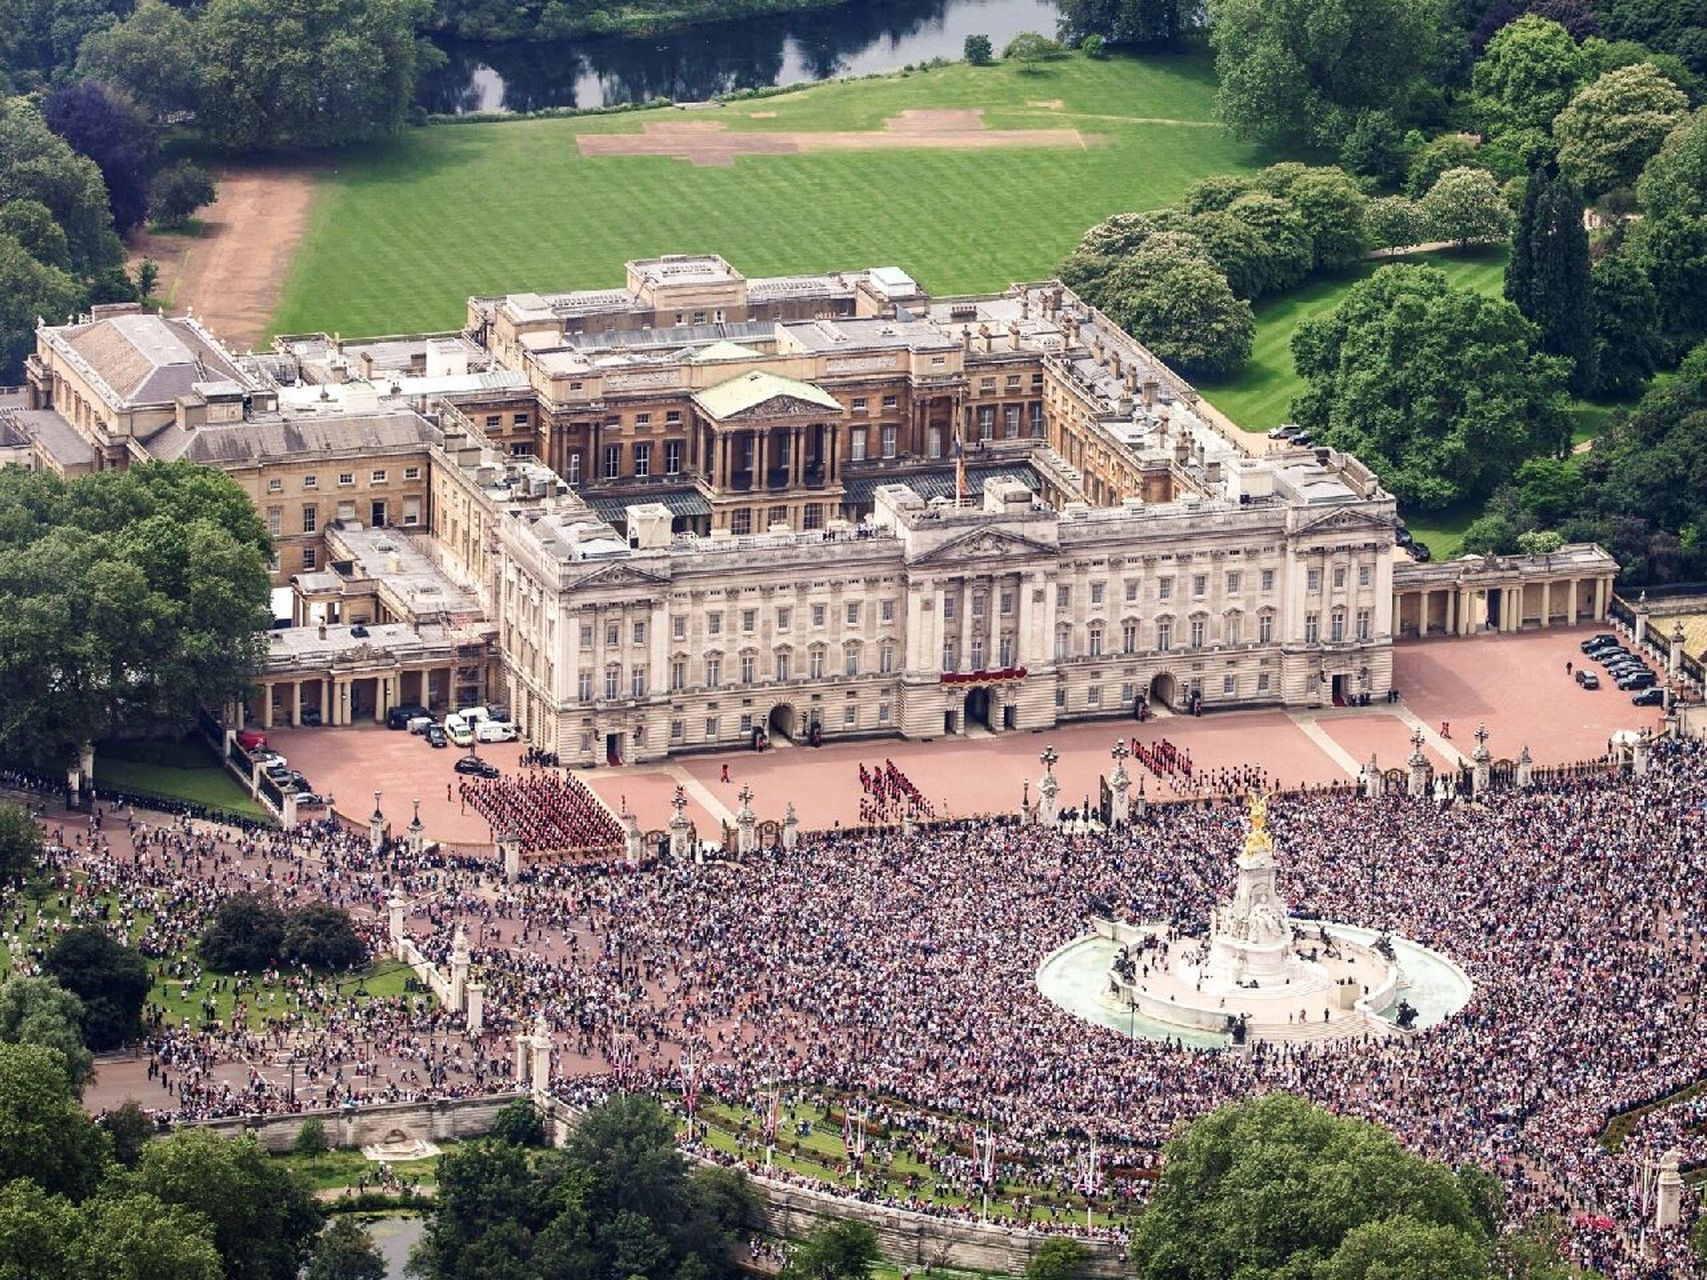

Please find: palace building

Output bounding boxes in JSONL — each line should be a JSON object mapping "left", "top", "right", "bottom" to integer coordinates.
{"left": 6, "top": 256, "right": 1617, "bottom": 763}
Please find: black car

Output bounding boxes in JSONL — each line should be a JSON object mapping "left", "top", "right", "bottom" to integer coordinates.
{"left": 1581, "top": 633, "right": 1619, "bottom": 653}
{"left": 1394, "top": 526, "right": 1415, "bottom": 547}
{"left": 1632, "top": 687, "right": 1666, "bottom": 706}
{"left": 1410, "top": 542, "right": 1432, "bottom": 562}
{"left": 486, "top": 704, "right": 511, "bottom": 722}
{"left": 387, "top": 704, "right": 430, "bottom": 730}
{"left": 454, "top": 755, "right": 500, "bottom": 778}
{"left": 1605, "top": 659, "right": 1648, "bottom": 676}
{"left": 287, "top": 770, "right": 310, "bottom": 792}
{"left": 1596, "top": 648, "right": 1632, "bottom": 666}
{"left": 425, "top": 725, "right": 448, "bottom": 748}
{"left": 1575, "top": 670, "right": 1600, "bottom": 689}
{"left": 1618, "top": 671, "right": 1657, "bottom": 690}
{"left": 300, "top": 708, "right": 323, "bottom": 727}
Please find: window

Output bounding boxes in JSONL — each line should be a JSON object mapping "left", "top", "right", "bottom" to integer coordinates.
{"left": 999, "top": 634, "right": 1014, "bottom": 666}
{"left": 941, "top": 639, "right": 957, "bottom": 672}
{"left": 880, "top": 599, "right": 894, "bottom": 623}
{"left": 705, "top": 716, "right": 719, "bottom": 740}
{"left": 566, "top": 454, "right": 581, "bottom": 485}
{"left": 1001, "top": 590, "right": 1015, "bottom": 616}
{"left": 1305, "top": 612, "right": 1320, "bottom": 643}
{"left": 775, "top": 651, "right": 791, "bottom": 682}
{"left": 1226, "top": 571, "right": 1241, "bottom": 595}
{"left": 708, "top": 612, "right": 723, "bottom": 636}
{"left": 927, "top": 427, "right": 943, "bottom": 459}
{"left": 847, "top": 602, "right": 861, "bottom": 626}
{"left": 1261, "top": 568, "right": 1275, "bottom": 592}
{"left": 672, "top": 615, "right": 687, "bottom": 641}
{"left": 1307, "top": 568, "right": 1322, "bottom": 591}
{"left": 740, "top": 714, "right": 753, "bottom": 735}
{"left": 1029, "top": 402, "right": 1044, "bottom": 436}
{"left": 603, "top": 445, "right": 621, "bottom": 479}
{"left": 1334, "top": 567, "right": 1347, "bottom": 589}
{"left": 267, "top": 477, "right": 283, "bottom": 493}
{"left": 740, "top": 655, "right": 756, "bottom": 684}
{"left": 635, "top": 413, "right": 651, "bottom": 426}
{"left": 338, "top": 472, "right": 354, "bottom": 486}
{"left": 371, "top": 469, "right": 387, "bottom": 484}
{"left": 402, "top": 498, "right": 420, "bottom": 526}
{"left": 1057, "top": 585, "right": 1071, "bottom": 608}
{"left": 302, "top": 475, "right": 318, "bottom": 490}
{"left": 1122, "top": 622, "right": 1137, "bottom": 653}
{"left": 777, "top": 607, "right": 791, "bottom": 632}
{"left": 977, "top": 406, "right": 995, "bottom": 439}
{"left": 1004, "top": 405, "right": 1020, "bottom": 437}
{"left": 1223, "top": 674, "right": 1237, "bottom": 696}
{"left": 1227, "top": 614, "right": 1241, "bottom": 646}
{"left": 970, "top": 636, "right": 985, "bottom": 669}
{"left": 670, "top": 661, "right": 685, "bottom": 692}
{"left": 1090, "top": 583, "right": 1105, "bottom": 605}
{"left": 671, "top": 719, "right": 685, "bottom": 742}
{"left": 1331, "top": 610, "right": 1346, "bottom": 643}
{"left": 972, "top": 592, "right": 987, "bottom": 619}
{"left": 267, "top": 507, "right": 282, "bottom": 536}
{"left": 405, "top": 466, "right": 420, "bottom": 481}
{"left": 632, "top": 620, "right": 646, "bottom": 645}
{"left": 301, "top": 547, "right": 317, "bottom": 570}
{"left": 1159, "top": 577, "right": 1173, "bottom": 601}
{"left": 631, "top": 667, "right": 647, "bottom": 698}
{"left": 812, "top": 604, "right": 826, "bottom": 627}
{"left": 1356, "top": 608, "right": 1371, "bottom": 641}
{"left": 1157, "top": 621, "right": 1172, "bottom": 652}
{"left": 578, "top": 671, "right": 593, "bottom": 702}
{"left": 666, "top": 411, "right": 681, "bottom": 424}
{"left": 845, "top": 647, "right": 860, "bottom": 677}
{"left": 852, "top": 397, "right": 868, "bottom": 412}
{"left": 803, "top": 504, "right": 823, "bottom": 530}
{"left": 1257, "top": 672, "right": 1270, "bottom": 693}
{"left": 1088, "top": 626, "right": 1104, "bottom": 657}
{"left": 1006, "top": 374, "right": 1022, "bottom": 390}
{"left": 665, "top": 441, "right": 682, "bottom": 475}
{"left": 1056, "top": 686, "right": 1067, "bottom": 709}
{"left": 606, "top": 622, "right": 620, "bottom": 647}
{"left": 881, "top": 425, "right": 897, "bottom": 458}
{"left": 302, "top": 505, "right": 318, "bottom": 534}
{"left": 1055, "top": 626, "right": 1071, "bottom": 660}
{"left": 979, "top": 377, "right": 996, "bottom": 392}
{"left": 943, "top": 594, "right": 957, "bottom": 620}
{"left": 1087, "top": 684, "right": 1102, "bottom": 706}
{"left": 1190, "top": 619, "right": 1205, "bottom": 649}
{"left": 1124, "top": 580, "right": 1139, "bottom": 604}
{"left": 485, "top": 415, "right": 501, "bottom": 429}
{"left": 580, "top": 623, "right": 594, "bottom": 647}
{"left": 850, "top": 428, "right": 868, "bottom": 461}
{"left": 633, "top": 442, "right": 651, "bottom": 477}
{"left": 882, "top": 395, "right": 897, "bottom": 409}
{"left": 843, "top": 705, "right": 857, "bottom": 727}
{"left": 769, "top": 506, "right": 788, "bottom": 529}
{"left": 879, "top": 703, "right": 892, "bottom": 724}
{"left": 705, "top": 656, "right": 721, "bottom": 687}
{"left": 1193, "top": 574, "right": 1208, "bottom": 598}
{"left": 741, "top": 609, "right": 756, "bottom": 634}
{"left": 809, "top": 648, "right": 825, "bottom": 679}
{"left": 731, "top": 509, "right": 751, "bottom": 535}
{"left": 1260, "top": 613, "right": 1273, "bottom": 644}
{"left": 604, "top": 667, "right": 620, "bottom": 700}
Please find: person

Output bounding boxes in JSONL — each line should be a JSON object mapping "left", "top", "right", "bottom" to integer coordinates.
{"left": 721, "top": 763, "right": 730, "bottom": 784}
{"left": 1441, "top": 720, "right": 1451, "bottom": 738}
{"left": 1566, "top": 660, "right": 1573, "bottom": 676}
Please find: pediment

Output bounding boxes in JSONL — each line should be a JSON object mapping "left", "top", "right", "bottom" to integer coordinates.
{"left": 718, "top": 394, "right": 845, "bottom": 421}
{"left": 1296, "top": 507, "right": 1397, "bottom": 537}
{"left": 911, "top": 526, "right": 1057, "bottom": 566}
{"left": 566, "top": 561, "right": 670, "bottom": 593}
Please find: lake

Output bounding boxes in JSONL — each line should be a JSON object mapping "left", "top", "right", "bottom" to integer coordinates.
{"left": 418, "top": 0, "right": 1064, "bottom": 114}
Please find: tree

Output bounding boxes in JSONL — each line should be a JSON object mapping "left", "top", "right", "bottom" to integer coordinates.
{"left": 293, "top": 1117, "right": 330, "bottom": 1159}
{"left": 306, "top": 1218, "right": 385, "bottom": 1280}
{"left": 0, "top": 977, "right": 93, "bottom": 1094}
{"left": 1223, "top": 191, "right": 1314, "bottom": 293}
{"left": 1323, "top": 1217, "right": 1490, "bottom": 1280}
{"left": 963, "top": 33, "right": 993, "bottom": 65}
{"left": 196, "top": 0, "right": 423, "bottom": 150}
{"left": 1003, "top": 32, "right": 1067, "bottom": 67}
{"left": 1207, "top": 0, "right": 1443, "bottom": 147}
{"left": 781, "top": 1221, "right": 879, "bottom": 1280}
{"left": 1512, "top": 456, "right": 1584, "bottom": 524}
{"left": 136, "top": 256, "right": 158, "bottom": 300}
{"left": 1472, "top": 16, "right": 1589, "bottom": 135}
{"left": 1290, "top": 264, "right": 1570, "bottom": 508}
{"left": 74, "top": 0, "right": 202, "bottom": 121}
{"left": 42, "top": 928, "right": 151, "bottom": 1051}
{"left": 200, "top": 894, "right": 286, "bottom": 972}
{"left": 1181, "top": 173, "right": 1255, "bottom": 213}
{"left": 1129, "top": 1094, "right": 1489, "bottom": 1280}
{"left": 1367, "top": 195, "right": 1430, "bottom": 250}
{"left": 1554, "top": 63, "right": 1690, "bottom": 197}
{"left": 0, "top": 465, "right": 272, "bottom": 770}
{"left": 1341, "top": 109, "right": 1408, "bottom": 186}
{"left": 42, "top": 81, "right": 155, "bottom": 233}
{"left": 0, "top": 1177, "right": 81, "bottom": 1279}
{"left": 1507, "top": 170, "right": 1596, "bottom": 393}
{"left": 1187, "top": 210, "right": 1273, "bottom": 298}
{"left": 0, "top": 199, "right": 71, "bottom": 269}
{"left": 1080, "top": 34, "right": 1107, "bottom": 59}
{"left": 1406, "top": 134, "right": 1483, "bottom": 198}
{"left": 1423, "top": 166, "right": 1515, "bottom": 246}
{"left": 489, "top": 1098, "right": 547, "bottom": 1148}
{"left": 1024, "top": 1238, "right": 1090, "bottom": 1280}
{"left": 0, "top": 98, "right": 124, "bottom": 275}
{"left": 149, "top": 161, "right": 216, "bottom": 231}
{"left": 0, "top": 803, "right": 41, "bottom": 887}
{"left": 1101, "top": 245, "right": 1256, "bottom": 377}
{"left": 1286, "top": 168, "right": 1373, "bottom": 269}
{"left": 137, "top": 1129, "right": 323, "bottom": 1280}
{"left": 281, "top": 902, "right": 367, "bottom": 971}
{"left": 0, "top": 1042, "right": 111, "bottom": 1201}
{"left": 79, "top": 1190, "right": 226, "bottom": 1280}
{"left": 1632, "top": 109, "right": 1707, "bottom": 353}
{"left": 1462, "top": 512, "right": 1522, "bottom": 554}
{"left": 1591, "top": 250, "right": 1662, "bottom": 395}
{"left": 1057, "top": 0, "right": 1187, "bottom": 50}
{"left": 0, "top": 235, "right": 83, "bottom": 382}
{"left": 99, "top": 1099, "right": 156, "bottom": 1168}
{"left": 1517, "top": 528, "right": 1566, "bottom": 554}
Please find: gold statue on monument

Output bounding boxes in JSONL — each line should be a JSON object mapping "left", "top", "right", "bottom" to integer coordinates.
{"left": 1243, "top": 788, "right": 1272, "bottom": 859}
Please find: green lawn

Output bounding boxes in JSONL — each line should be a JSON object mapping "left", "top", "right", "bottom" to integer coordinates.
{"left": 1401, "top": 502, "right": 1482, "bottom": 560}
{"left": 93, "top": 736, "right": 267, "bottom": 819}
{"left": 273, "top": 53, "right": 1292, "bottom": 336}
{"left": 1195, "top": 246, "right": 1513, "bottom": 433}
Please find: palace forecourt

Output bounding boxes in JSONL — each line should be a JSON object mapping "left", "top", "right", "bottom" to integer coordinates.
{"left": 10, "top": 254, "right": 1616, "bottom": 783}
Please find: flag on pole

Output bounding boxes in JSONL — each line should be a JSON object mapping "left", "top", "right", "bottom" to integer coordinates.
{"left": 953, "top": 433, "right": 966, "bottom": 506}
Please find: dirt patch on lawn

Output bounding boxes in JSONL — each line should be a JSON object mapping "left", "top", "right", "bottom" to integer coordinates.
{"left": 126, "top": 165, "right": 318, "bottom": 349}
{"left": 577, "top": 108, "right": 1097, "bottom": 166}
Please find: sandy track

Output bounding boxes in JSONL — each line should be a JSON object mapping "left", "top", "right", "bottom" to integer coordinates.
{"left": 127, "top": 166, "right": 318, "bottom": 349}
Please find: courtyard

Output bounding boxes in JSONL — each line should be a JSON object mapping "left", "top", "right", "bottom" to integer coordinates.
{"left": 261, "top": 624, "right": 1664, "bottom": 847}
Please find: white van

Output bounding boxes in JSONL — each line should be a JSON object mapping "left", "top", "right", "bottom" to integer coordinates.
{"left": 444, "top": 713, "right": 474, "bottom": 747}
{"left": 457, "top": 705, "right": 491, "bottom": 725}
{"left": 475, "top": 719, "right": 518, "bottom": 743}
{"left": 406, "top": 715, "right": 434, "bottom": 735}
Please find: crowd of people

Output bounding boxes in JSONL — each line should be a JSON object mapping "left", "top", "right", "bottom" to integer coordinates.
{"left": 460, "top": 770, "right": 621, "bottom": 853}
{"left": 856, "top": 760, "right": 935, "bottom": 825}
{"left": 5, "top": 736, "right": 1707, "bottom": 1276}
{"left": 1129, "top": 736, "right": 1192, "bottom": 788}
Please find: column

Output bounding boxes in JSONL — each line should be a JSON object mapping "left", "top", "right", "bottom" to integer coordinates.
{"left": 291, "top": 681, "right": 303, "bottom": 727}
{"left": 792, "top": 426, "right": 804, "bottom": 486}
{"left": 829, "top": 425, "right": 840, "bottom": 482}
{"left": 1507, "top": 588, "right": 1521, "bottom": 632}
{"left": 261, "top": 683, "right": 275, "bottom": 730}
{"left": 373, "top": 678, "right": 386, "bottom": 724}
{"left": 755, "top": 429, "right": 769, "bottom": 490}
{"left": 1594, "top": 577, "right": 1608, "bottom": 621}
{"left": 1540, "top": 580, "right": 1551, "bottom": 628}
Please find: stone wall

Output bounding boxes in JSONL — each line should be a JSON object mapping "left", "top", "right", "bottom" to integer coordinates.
{"left": 195, "top": 1093, "right": 523, "bottom": 1154}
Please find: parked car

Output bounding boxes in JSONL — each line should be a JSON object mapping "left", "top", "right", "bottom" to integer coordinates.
{"left": 300, "top": 709, "right": 323, "bottom": 727}
{"left": 456, "top": 705, "right": 492, "bottom": 725}
{"left": 444, "top": 714, "right": 475, "bottom": 747}
{"left": 387, "top": 704, "right": 429, "bottom": 730}
{"left": 1605, "top": 659, "right": 1648, "bottom": 677}
{"left": 486, "top": 704, "right": 511, "bottom": 722}
{"left": 1581, "top": 634, "right": 1619, "bottom": 653}
{"left": 1618, "top": 671, "right": 1657, "bottom": 690}
{"left": 1266, "top": 424, "right": 1298, "bottom": 440}
{"left": 236, "top": 730, "right": 267, "bottom": 752}
{"left": 454, "top": 755, "right": 500, "bottom": 778}
{"left": 287, "top": 770, "right": 310, "bottom": 792}
{"left": 1410, "top": 543, "right": 1432, "bottom": 562}
{"left": 1576, "top": 670, "right": 1600, "bottom": 689}
{"left": 406, "top": 715, "right": 434, "bottom": 735}
{"left": 476, "top": 720, "right": 519, "bottom": 743}
{"left": 425, "top": 725, "right": 448, "bottom": 748}
{"left": 1394, "top": 526, "right": 1415, "bottom": 547}
{"left": 1596, "top": 648, "right": 1632, "bottom": 666}
{"left": 1632, "top": 687, "right": 1666, "bottom": 706}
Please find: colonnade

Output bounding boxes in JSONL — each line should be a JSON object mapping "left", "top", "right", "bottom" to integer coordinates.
{"left": 1392, "top": 575, "right": 1610, "bottom": 639}
{"left": 254, "top": 664, "right": 469, "bottom": 728}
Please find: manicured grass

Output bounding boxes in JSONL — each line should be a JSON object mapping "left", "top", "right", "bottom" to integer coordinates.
{"left": 1401, "top": 502, "right": 1482, "bottom": 561}
{"left": 93, "top": 736, "right": 268, "bottom": 819}
{"left": 1195, "top": 246, "right": 1513, "bottom": 433}
{"left": 275, "top": 1144, "right": 446, "bottom": 1192}
{"left": 273, "top": 53, "right": 1291, "bottom": 336}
